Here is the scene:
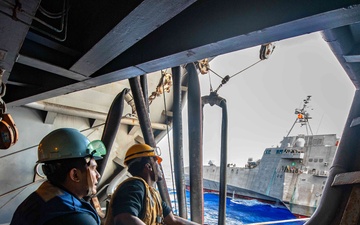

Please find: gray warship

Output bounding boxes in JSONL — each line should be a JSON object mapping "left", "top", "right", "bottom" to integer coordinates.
{"left": 185, "top": 96, "right": 339, "bottom": 217}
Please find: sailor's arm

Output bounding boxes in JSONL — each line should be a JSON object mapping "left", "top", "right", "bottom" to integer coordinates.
{"left": 164, "top": 212, "right": 202, "bottom": 225}
{"left": 114, "top": 213, "right": 146, "bottom": 225}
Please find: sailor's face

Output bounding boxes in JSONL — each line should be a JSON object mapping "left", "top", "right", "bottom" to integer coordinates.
{"left": 153, "top": 157, "right": 163, "bottom": 181}
{"left": 86, "top": 158, "right": 101, "bottom": 196}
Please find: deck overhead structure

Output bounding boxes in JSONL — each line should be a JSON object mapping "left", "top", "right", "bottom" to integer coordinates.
{"left": 0, "top": 0, "right": 359, "bottom": 107}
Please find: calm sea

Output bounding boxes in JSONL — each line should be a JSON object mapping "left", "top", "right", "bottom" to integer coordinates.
{"left": 168, "top": 189, "right": 306, "bottom": 225}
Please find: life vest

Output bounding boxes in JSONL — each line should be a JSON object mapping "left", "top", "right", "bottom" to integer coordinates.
{"left": 105, "top": 176, "right": 163, "bottom": 225}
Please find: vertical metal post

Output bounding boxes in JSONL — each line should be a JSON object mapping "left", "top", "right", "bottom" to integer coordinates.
{"left": 129, "top": 76, "right": 171, "bottom": 207}
{"left": 187, "top": 63, "right": 204, "bottom": 224}
{"left": 218, "top": 100, "right": 228, "bottom": 225}
{"left": 202, "top": 92, "right": 228, "bottom": 225}
{"left": 172, "top": 66, "right": 187, "bottom": 218}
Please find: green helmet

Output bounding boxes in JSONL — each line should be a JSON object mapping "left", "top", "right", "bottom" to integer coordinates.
{"left": 37, "top": 128, "right": 106, "bottom": 163}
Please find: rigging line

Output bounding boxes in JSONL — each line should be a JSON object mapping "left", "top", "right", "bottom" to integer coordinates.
{"left": 315, "top": 113, "right": 324, "bottom": 135}
{"left": 0, "top": 144, "right": 37, "bottom": 159}
{"left": 208, "top": 68, "right": 213, "bottom": 92}
{"left": 307, "top": 121, "right": 314, "bottom": 135}
{"left": 285, "top": 118, "right": 298, "bottom": 137}
{"left": 162, "top": 81, "right": 178, "bottom": 212}
{"left": 84, "top": 127, "right": 99, "bottom": 138}
{"left": 305, "top": 123, "right": 309, "bottom": 135}
{"left": 207, "top": 68, "right": 223, "bottom": 79}
{"left": 230, "top": 59, "right": 262, "bottom": 78}
{"left": 80, "top": 123, "right": 106, "bottom": 132}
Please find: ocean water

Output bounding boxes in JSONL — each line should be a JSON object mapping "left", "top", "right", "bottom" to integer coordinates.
{"left": 168, "top": 189, "right": 306, "bottom": 225}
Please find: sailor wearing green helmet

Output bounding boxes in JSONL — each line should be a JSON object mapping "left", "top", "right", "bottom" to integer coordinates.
{"left": 10, "top": 128, "right": 106, "bottom": 225}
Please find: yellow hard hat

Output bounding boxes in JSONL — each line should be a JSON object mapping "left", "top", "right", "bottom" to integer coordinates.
{"left": 124, "top": 143, "right": 162, "bottom": 166}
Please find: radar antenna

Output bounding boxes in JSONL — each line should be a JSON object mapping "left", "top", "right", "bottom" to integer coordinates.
{"left": 286, "top": 95, "right": 313, "bottom": 137}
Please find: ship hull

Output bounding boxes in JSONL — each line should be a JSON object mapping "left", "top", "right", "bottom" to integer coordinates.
{"left": 186, "top": 176, "right": 286, "bottom": 207}
{"left": 185, "top": 134, "right": 339, "bottom": 218}
{"left": 188, "top": 178, "right": 315, "bottom": 218}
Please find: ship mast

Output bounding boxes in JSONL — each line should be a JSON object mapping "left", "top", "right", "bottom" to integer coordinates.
{"left": 286, "top": 95, "right": 313, "bottom": 137}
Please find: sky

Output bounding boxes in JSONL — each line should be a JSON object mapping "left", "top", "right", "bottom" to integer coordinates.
{"left": 159, "top": 31, "right": 355, "bottom": 173}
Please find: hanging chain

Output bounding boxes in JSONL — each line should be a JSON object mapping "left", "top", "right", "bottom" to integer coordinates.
{"left": 148, "top": 70, "right": 173, "bottom": 105}
{"left": 198, "top": 58, "right": 209, "bottom": 75}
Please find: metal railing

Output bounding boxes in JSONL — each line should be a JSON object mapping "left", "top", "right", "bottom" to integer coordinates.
{"left": 246, "top": 218, "right": 310, "bottom": 225}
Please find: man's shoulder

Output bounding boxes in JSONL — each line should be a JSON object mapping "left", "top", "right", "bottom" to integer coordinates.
{"left": 113, "top": 177, "right": 147, "bottom": 198}
{"left": 122, "top": 177, "right": 147, "bottom": 189}
{"left": 43, "top": 212, "right": 98, "bottom": 225}
{"left": 10, "top": 192, "right": 44, "bottom": 225}
{"left": 16, "top": 191, "right": 44, "bottom": 210}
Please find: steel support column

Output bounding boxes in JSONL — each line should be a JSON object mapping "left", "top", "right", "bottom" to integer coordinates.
{"left": 172, "top": 66, "right": 187, "bottom": 218}
{"left": 186, "top": 63, "right": 204, "bottom": 224}
{"left": 202, "top": 92, "right": 228, "bottom": 225}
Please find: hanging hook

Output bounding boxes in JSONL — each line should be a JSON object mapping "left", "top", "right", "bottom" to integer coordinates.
{"left": 0, "top": 82, "right": 6, "bottom": 98}
{"left": 214, "top": 75, "right": 230, "bottom": 93}
{"left": 0, "top": 69, "right": 6, "bottom": 117}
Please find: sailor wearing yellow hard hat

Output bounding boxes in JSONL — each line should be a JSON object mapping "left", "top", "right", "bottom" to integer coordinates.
{"left": 105, "top": 143, "right": 201, "bottom": 225}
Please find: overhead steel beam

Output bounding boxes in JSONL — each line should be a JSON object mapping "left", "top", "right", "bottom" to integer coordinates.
{"left": 25, "top": 101, "right": 168, "bottom": 130}
{"left": 99, "top": 0, "right": 360, "bottom": 74}
{"left": 69, "top": 0, "right": 196, "bottom": 76}
{"left": 16, "top": 55, "right": 87, "bottom": 81}
{"left": 25, "top": 32, "right": 81, "bottom": 57}
{"left": 6, "top": 66, "right": 145, "bottom": 107}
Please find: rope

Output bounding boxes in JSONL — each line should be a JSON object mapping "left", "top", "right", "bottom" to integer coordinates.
{"left": 208, "top": 68, "right": 214, "bottom": 92}
{"left": 210, "top": 59, "right": 263, "bottom": 93}
{"left": 307, "top": 121, "right": 314, "bottom": 135}
{"left": 230, "top": 59, "right": 262, "bottom": 78}
{"left": 203, "top": 43, "right": 275, "bottom": 94}
{"left": 162, "top": 83, "right": 178, "bottom": 213}
{"left": 305, "top": 123, "right": 309, "bottom": 135}
{"left": 315, "top": 114, "right": 324, "bottom": 135}
{"left": 208, "top": 68, "right": 224, "bottom": 79}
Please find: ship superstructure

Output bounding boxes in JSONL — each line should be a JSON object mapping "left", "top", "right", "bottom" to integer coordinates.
{"left": 187, "top": 97, "right": 340, "bottom": 217}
